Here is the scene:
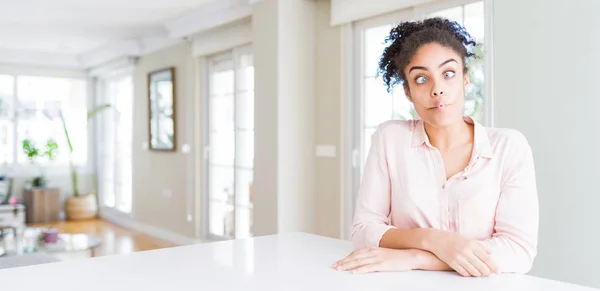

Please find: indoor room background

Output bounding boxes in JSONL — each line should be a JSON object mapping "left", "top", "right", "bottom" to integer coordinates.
{"left": 0, "top": 0, "right": 598, "bottom": 288}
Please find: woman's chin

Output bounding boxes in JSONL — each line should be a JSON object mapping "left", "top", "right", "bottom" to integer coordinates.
{"left": 421, "top": 110, "right": 463, "bottom": 128}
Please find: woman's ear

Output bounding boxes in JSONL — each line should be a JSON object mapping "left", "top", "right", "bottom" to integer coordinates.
{"left": 403, "top": 84, "right": 412, "bottom": 101}
{"left": 463, "top": 71, "right": 470, "bottom": 88}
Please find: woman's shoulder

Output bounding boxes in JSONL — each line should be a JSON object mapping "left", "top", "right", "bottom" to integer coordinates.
{"left": 485, "top": 126, "right": 533, "bottom": 157}
{"left": 486, "top": 127, "right": 530, "bottom": 145}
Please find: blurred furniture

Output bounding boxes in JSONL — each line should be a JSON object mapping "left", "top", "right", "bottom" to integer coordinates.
{"left": 0, "top": 176, "right": 13, "bottom": 204}
{"left": 0, "top": 227, "right": 102, "bottom": 259}
{"left": 22, "top": 188, "right": 60, "bottom": 223}
{"left": 0, "top": 204, "right": 25, "bottom": 228}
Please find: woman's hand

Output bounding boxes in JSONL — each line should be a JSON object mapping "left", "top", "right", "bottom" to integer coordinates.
{"left": 427, "top": 231, "right": 499, "bottom": 277}
{"left": 332, "top": 247, "right": 418, "bottom": 274}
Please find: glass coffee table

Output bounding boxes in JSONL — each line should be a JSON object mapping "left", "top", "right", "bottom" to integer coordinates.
{"left": 0, "top": 227, "right": 102, "bottom": 258}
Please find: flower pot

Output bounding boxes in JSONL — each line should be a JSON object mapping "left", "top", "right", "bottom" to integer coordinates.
{"left": 65, "top": 193, "right": 98, "bottom": 220}
{"left": 42, "top": 228, "right": 59, "bottom": 244}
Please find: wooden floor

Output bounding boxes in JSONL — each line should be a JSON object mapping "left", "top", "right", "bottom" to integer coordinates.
{"left": 28, "top": 219, "right": 178, "bottom": 257}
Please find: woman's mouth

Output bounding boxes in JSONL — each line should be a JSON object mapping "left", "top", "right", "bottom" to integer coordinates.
{"left": 429, "top": 103, "right": 450, "bottom": 110}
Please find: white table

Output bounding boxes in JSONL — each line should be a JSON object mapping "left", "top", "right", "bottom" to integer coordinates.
{"left": 0, "top": 232, "right": 597, "bottom": 291}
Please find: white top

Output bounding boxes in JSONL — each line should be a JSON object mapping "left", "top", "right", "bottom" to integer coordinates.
{"left": 0, "top": 232, "right": 596, "bottom": 291}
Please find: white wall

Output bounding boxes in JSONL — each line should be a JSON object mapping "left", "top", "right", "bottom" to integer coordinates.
{"left": 276, "top": 0, "right": 317, "bottom": 235}
{"left": 492, "top": 0, "right": 600, "bottom": 288}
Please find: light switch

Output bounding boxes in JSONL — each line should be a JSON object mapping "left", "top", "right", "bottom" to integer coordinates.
{"left": 182, "top": 144, "right": 191, "bottom": 154}
{"left": 316, "top": 145, "right": 336, "bottom": 158}
{"left": 161, "top": 188, "right": 172, "bottom": 198}
{"left": 142, "top": 141, "right": 149, "bottom": 150}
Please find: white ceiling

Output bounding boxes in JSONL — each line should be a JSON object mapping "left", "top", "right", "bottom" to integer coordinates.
{"left": 0, "top": 0, "right": 219, "bottom": 67}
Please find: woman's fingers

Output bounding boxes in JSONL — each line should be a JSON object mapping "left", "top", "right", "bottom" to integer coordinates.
{"left": 458, "top": 257, "right": 481, "bottom": 277}
{"left": 473, "top": 247, "right": 499, "bottom": 274}
{"left": 333, "top": 248, "right": 376, "bottom": 270}
{"left": 337, "top": 254, "right": 378, "bottom": 271}
{"left": 333, "top": 249, "right": 365, "bottom": 267}
{"left": 466, "top": 252, "right": 491, "bottom": 276}
{"left": 453, "top": 263, "right": 471, "bottom": 277}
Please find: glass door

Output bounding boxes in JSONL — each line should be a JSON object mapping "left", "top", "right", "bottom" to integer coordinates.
{"left": 206, "top": 44, "right": 254, "bottom": 240}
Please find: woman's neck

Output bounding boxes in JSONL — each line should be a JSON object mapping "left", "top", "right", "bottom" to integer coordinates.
{"left": 424, "top": 118, "right": 474, "bottom": 153}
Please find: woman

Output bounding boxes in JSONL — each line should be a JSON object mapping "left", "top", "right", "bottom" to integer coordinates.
{"left": 333, "top": 17, "right": 538, "bottom": 277}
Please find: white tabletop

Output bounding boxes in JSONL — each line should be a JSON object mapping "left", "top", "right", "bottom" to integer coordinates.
{"left": 0, "top": 232, "right": 597, "bottom": 291}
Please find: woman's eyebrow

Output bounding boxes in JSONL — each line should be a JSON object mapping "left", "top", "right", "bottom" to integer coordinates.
{"left": 439, "top": 58, "right": 458, "bottom": 67}
{"left": 408, "top": 59, "right": 458, "bottom": 74}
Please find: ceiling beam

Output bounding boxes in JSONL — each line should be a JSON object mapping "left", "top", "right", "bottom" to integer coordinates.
{"left": 0, "top": 48, "right": 81, "bottom": 70}
{"left": 164, "top": 0, "right": 252, "bottom": 39}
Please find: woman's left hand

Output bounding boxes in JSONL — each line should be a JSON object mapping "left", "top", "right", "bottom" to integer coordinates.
{"left": 332, "top": 247, "right": 418, "bottom": 274}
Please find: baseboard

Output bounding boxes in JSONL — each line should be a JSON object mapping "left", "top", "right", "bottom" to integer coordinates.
{"left": 99, "top": 208, "right": 202, "bottom": 246}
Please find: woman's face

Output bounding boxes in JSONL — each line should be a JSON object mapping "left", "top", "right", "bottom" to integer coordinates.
{"left": 403, "top": 43, "right": 469, "bottom": 128}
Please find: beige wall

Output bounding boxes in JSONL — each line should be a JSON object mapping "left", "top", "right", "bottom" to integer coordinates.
{"left": 252, "top": 0, "right": 279, "bottom": 236}
{"left": 132, "top": 42, "right": 197, "bottom": 238}
{"left": 315, "top": 1, "right": 343, "bottom": 239}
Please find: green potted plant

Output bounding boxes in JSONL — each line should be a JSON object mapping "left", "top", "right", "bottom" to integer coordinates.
{"left": 60, "top": 104, "right": 111, "bottom": 220}
{"left": 21, "top": 138, "right": 59, "bottom": 188}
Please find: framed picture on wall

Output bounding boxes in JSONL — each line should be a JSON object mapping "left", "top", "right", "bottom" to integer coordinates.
{"left": 148, "top": 67, "right": 176, "bottom": 151}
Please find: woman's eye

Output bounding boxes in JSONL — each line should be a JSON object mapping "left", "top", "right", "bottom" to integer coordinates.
{"left": 444, "top": 71, "right": 455, "bottom": 78}
{"left": 415, "top": 76, "right": 428, "bottom": 84}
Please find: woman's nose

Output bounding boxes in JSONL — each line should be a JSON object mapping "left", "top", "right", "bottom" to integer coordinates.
{"left": 431, "top": 88, "right": 444, "bottom": 97}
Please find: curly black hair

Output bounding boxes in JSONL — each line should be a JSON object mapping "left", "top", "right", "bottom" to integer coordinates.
{"left": 378, "top": 17, "right": 478, "bottom": 93}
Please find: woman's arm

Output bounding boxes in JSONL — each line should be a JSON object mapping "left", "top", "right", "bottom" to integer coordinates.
{"left": 412, "top": 249, "right": 454, "bottom": 271}
{"left": 379, "top": 228, "right": 432, "bottom": 250}
{"left": 477, "top": 130, "right": 539, "bottom": 274}
{"left": 351, "top": 125, "right": 396, "bottom": 249}
{"left": 332, "top": 248, "right": 456, "bottom": 274}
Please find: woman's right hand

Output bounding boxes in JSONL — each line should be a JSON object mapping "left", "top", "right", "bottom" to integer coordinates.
{"left": 427, "top": 231, "right": 499, "bottom": 277}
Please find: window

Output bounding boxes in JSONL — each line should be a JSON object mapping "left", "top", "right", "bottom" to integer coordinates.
{"left": 97, "top": 75, "right": 133, "bottom": 214}
{"left": 205, "top": 44, "right": 254, "bottom": 240}
{"left": 349, "top": 1, "right": 487, "bottom": 231}
{"left": 0, "top": 74, "right": 88, "bottom": 168}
